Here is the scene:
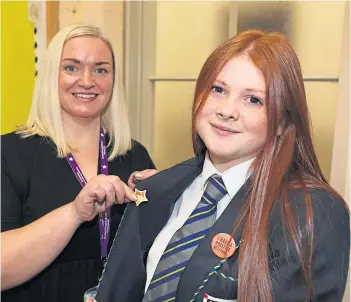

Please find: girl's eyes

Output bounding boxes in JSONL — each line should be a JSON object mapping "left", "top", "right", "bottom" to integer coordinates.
{"left": 211, "top": 85, "right": 227, "bottom": 95}
{"left": 247, "top": 96, "right": 263, "bottom": 105}
{"left": 210, "top": 85, "right": 264, "bottom": 106}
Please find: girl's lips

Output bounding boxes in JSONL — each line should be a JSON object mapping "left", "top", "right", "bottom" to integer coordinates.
{"left": 211, "top": 123, "right": 240, "bottom": 136}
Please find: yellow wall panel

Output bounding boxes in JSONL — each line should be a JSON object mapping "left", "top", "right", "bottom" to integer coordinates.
{"left": 1, "top": 1, "right": 35, "bottom": 134}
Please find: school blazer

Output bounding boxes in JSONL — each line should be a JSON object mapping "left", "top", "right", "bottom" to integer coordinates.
{"left": 95, "top": 157, "right": 350, "bottom": 302}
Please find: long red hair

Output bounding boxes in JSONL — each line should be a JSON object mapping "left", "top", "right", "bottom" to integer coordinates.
{"left": 192, "top": 29, "right": 343, "bottom": 301}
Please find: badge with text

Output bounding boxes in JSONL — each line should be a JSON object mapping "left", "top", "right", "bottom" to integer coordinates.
{"left": 203, "top": 293, "right": 237, "bottom": 302}
{"left": 211, "top": 233, "right": 236, "bottom": 259}
{"left": 134, "top": 188, "right": 148, "bottom": 206}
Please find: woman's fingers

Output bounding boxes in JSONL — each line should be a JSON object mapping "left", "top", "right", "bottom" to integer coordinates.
{"left": 123, "top": 183, "right": 138, "bottom": 203}
{"left": 104, "top": 182, "right": 116, "bottom": 207}
{"left": 127, "top": 172, "right": 138, "bottom": 189}
{"left": 128, "top": 169, "right": 158, "bottom": 189}
{"left": 94, "top": 185, "right": 107, "bottom": 204}
{"left": 108, "top": 177, "right": 128, "bottom": 204}
{"left": 73, "top": 173, "right": 144, "bottom": 222}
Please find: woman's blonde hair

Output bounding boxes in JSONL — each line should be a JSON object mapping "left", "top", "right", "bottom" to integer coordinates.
{"left": 17, "top": 24, "right": 131, "bottom": 160}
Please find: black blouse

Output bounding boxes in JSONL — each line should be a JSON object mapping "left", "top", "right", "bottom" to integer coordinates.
{"left": 1, "top": 132, "right": 155, "bottom": 302}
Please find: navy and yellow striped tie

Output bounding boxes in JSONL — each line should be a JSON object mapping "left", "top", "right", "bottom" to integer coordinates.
{"left": 143, "top": 174, "right": 227, "bottom": 302}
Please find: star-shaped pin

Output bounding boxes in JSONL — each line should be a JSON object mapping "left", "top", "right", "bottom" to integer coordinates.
{"left": 68, "top": 157, "right": 74, "bottom": 161}
{"left": 102, "top": 165, "right": 107, "bottom": 169}
{"left": 134, "top": 188, "right": 148, "bottom": 206}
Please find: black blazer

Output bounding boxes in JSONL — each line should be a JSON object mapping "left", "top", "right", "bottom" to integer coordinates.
{"left": 95, "top": 157, "right": 350, "bottom": 302}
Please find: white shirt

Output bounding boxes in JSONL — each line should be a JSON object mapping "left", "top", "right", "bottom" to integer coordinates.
{"left": 144, "top": 155, "right": 254, "bottom": 291}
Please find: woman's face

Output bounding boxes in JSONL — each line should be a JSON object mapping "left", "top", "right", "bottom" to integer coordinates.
{"left": 58, "top": 36, "right": 114, "bottom": 120}
{"left": 195, "top": 55, "right": 268, "bottom": 171}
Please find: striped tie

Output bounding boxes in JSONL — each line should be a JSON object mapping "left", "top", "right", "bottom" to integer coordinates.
{"left": 143, "top": 174, "right": 227, "bottom": 302}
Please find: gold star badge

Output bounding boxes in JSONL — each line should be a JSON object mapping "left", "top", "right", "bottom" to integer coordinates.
{"left": 135, "top": 188, "right": 148, "bottom": 206}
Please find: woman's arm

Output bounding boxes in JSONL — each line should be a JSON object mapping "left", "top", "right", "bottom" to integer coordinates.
{"left": 1, "top": 203, "right": 80, "bottom": 290}
{"left": 1, "top": 173, "right": 136, "bottom": 291}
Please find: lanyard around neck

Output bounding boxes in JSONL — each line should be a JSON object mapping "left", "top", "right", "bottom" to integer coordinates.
{"left": 66, "top": 127, "right": 110, "bottom": 259}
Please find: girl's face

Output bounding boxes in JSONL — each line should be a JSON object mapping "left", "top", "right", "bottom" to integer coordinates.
{"left": 195, "top": 55, "right": 268, "bottom": 172}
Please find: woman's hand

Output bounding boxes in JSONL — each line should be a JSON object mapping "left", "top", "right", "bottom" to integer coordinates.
{"left": 70, "top": 175, "right": 137, "bottom": 224}
{"left": 128, "top": 169, "right": 158, "bottom": 190}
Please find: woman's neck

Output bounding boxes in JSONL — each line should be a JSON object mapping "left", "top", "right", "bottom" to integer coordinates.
{"left": 62, "top": 112, "right": 101, "bottom": 150}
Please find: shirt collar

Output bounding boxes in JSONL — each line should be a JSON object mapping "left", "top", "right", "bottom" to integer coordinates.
{"left": 200, "top": 153, "right": 254, "bottom": 199}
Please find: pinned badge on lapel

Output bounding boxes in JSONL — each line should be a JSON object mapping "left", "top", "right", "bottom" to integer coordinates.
{"left": 211, "top": 233, "right": 236, "bottom": 259}
{"left": 134, "top": 188, "right": 148, "bottom": 206}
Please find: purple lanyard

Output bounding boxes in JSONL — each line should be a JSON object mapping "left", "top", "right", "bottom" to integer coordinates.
{"left": 66, "top": 128, "right": 110, "bottom": 260}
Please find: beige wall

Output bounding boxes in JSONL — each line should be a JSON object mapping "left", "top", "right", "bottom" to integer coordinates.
{"left": 292, "top": 1, "right": 346, "bottom": 180}
{"left": 58, "top": 1, "right": 124, "bottom": 78}
{"left": 153, "top": 2, "right": 231, "bottom": 170}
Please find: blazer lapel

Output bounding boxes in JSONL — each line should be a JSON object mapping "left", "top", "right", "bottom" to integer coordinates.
{"left": 176, "top": 179, "right": 252, "bottom": 301}
{"left": 137, "top": 157, "right": 204, "bottom": 252}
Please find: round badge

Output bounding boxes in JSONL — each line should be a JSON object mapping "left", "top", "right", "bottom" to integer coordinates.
{"left": 211, "top": 233, "right": 236, "bottom": 258}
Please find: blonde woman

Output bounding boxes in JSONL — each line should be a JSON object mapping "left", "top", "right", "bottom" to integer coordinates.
{"left": 1, "top": 24, "right": 155, "bottom": 302}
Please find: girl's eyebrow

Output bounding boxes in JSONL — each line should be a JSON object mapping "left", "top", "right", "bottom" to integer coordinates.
{"left": 214, "top": 79, "right": 229, "bottom": 88}
{"left": 244, "top": 88, "right": 266, "bottom": 94}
